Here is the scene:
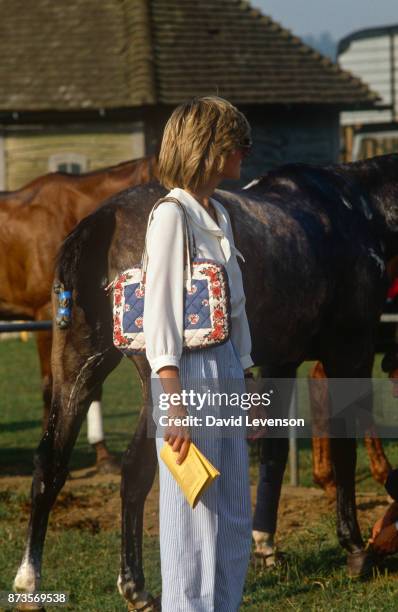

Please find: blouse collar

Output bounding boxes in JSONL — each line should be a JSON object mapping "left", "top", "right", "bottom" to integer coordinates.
{"left": 167, "top": 187, "right": 225, "bottom": 234}
{"left": 166, "top": 187, "right": 245, "bottom": 263}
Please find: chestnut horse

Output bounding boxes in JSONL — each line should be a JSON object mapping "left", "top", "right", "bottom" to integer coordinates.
{"left": 13, "top": 155, "right": 398, "bottom": 608}
{"left": 0, "top": 156, "right": 157, "bottom": 468}
{"left": 309, "top": 258, "right": 398, "bottom": 497}
{"left": 309, "top": 362, "right": 391, "bottom": 499}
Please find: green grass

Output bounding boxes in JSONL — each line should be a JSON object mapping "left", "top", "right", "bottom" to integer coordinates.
{"left": 2, "top": 338, "right": 398, "bottom": 610}
{"left": 0, "top": 337, "right": 141, "bottom": 474}
{"left": 0, "top": 488, "right": 161, "bottom": 612}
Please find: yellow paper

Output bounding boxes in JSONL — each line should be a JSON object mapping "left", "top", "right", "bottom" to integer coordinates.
{"left": 160, "top": 442, "right": 220, "bottom": 508}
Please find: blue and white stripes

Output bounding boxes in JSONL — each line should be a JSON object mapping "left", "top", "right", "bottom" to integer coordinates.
{"left": 152, "top": 338, "right": 252, "bottom": 612}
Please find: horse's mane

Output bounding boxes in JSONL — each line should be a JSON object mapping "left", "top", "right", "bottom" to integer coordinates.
{"left": 245, "top": 154, "right": 398, "bottom": 219}
{"left": 251, "top": 154, "right": 398, "bottom": 191}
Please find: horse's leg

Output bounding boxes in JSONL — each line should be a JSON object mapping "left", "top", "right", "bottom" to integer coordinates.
{"left": 329, "top": 438, "right": 362, "bottom": 547}
{"left": 35, "top": 306, "right": 118, "bottom": 473}
{"left": 322, "top": 333, "right": 375, "bottom": 577}
{"left": 364, "top": 433, "right": 391, "bottom": 486}
{"left": 86, "top": 385, "right": 120, "bottom": 474}
{"left": 309, "top": 361, "right": 390, "bottom": 494}
{"left": 118, "top": 357, "right": 159, "bottom": 610}
{"left": 312, "top": 437, "right": 336, "bottom": 499}
{"left": 13, "top": 323, "right": 121, "bottom": 603}
{"left": 296, "top": 356, "right": 389, "bottom": 504}
{"left": 34, "top": 305, "right": 53, "bottom": 430}
{"left": 309, "top": 361, "right": 336, "bottom": 499}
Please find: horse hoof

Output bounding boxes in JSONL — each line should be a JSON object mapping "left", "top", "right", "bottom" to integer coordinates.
{"left": 96, "top": 455, "right": 120, "bottom": 475}
{"left": 347, "top": 549, "right": 373, "bottom": 578}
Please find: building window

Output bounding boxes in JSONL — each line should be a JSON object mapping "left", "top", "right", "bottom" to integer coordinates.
{"left": 49, "top": 153, "right": 87, "bottom": 174}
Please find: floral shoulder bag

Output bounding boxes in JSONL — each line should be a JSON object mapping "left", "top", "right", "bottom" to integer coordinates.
{"left": 107, "top": 196, "right": 232, "bottom": 355}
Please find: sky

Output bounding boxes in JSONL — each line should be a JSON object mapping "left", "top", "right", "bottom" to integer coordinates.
{"left": 252, "top": 0, "right": 398, "bottom": 41}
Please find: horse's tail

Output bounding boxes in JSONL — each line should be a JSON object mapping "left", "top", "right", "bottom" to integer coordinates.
{"left": 54, "top": 205, "right": 117, "bottom": 330}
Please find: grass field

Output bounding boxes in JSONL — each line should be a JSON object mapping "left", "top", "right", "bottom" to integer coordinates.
{"left": 2, "top": 338, "right": 398, "bottom": 610}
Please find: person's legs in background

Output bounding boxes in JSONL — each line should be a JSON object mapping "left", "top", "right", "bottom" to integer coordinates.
{"left": 251, "top": 364, "right": 296, "bottom": 565}
{"left": 252, "top": 438, "right": 289, "bottom": 564}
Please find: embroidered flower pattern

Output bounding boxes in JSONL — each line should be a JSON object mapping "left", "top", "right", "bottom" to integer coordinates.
{"left": 213, "top": 308, "right": 224, "bottom": 320}
{"left": 187, "top": 283, "right": 198, "bottom": 295}
{"left": 111, "top": 261, "right": 230, "bottom": 353}
{"left": 209, "top": 323, "right": 225, "bottom": 341}
{"left": 112, "top": 270, "right": 145, "bottom": 350}
{"left": 113, "top": 314, "right": 129, "bottom": 347}
{"left": 197, "top": 264, "right": 230, "bottom": 346}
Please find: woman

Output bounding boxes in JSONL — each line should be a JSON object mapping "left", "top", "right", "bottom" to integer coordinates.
{"left": 143, "top": 96, "right": 254, "bottom": 611}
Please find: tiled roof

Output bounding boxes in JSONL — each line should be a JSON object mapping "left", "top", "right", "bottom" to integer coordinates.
{"left": 151, "top": 0, "right": 378, "bottom": 107}
{"left": 0, "top": 0, "right": 378, "bottom": 111}
{"left": 0, "top": 0, "right": 155, "bottom": 110}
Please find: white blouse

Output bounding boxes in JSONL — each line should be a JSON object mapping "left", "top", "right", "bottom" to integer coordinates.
{"left": 143, "top": 187, "right": 254, "bottom": 374}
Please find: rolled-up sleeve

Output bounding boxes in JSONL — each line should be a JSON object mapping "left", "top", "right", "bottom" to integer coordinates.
{"left": 230, "top": 298, "right": 254, "bottom": 370}
{"left": 143, "top": 203, "right": 185, "bottom": 373}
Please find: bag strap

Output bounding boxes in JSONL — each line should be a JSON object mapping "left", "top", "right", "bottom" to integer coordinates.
{"left": 140, "top": 196, "right": 197, "bottom": 287}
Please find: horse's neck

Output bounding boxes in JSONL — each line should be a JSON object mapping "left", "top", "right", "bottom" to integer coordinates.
{"left": 66, "top": 156, "right": 156, "bottom": 223}
{"left": 348, "top": 156, "right": 398, "bottom": 257}
{"left": 80, "top": 157, "right": 156, "bottom": 201}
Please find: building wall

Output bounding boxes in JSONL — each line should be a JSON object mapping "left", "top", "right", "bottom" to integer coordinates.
{"left": 3, "top": 121, "right": 145, "bottom": 190}
{"left": 145, "top": 106, "right": 340, "bottom": 190}
{"left": 241, "top": 108, "right": 340, "bottom": 185}
{"left": 337, "top": 30, "right": 398, "bottom": 161}
{"left": 342, "top": 123, "right": 398, "bottom": 162}
{"left": 1, "top": 108, "right": 339, "bottom": 191}
{"left": 339, "top": 32, "right": 397, "bottom": 126}
{"left": 0, "top": 132, "right": 5, "bottom": 190}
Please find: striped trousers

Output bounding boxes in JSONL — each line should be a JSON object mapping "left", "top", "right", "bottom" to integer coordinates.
{"left": 151, "top": 338, "right": 252, "bottom": 612}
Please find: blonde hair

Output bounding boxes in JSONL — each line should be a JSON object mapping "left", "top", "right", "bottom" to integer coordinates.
{"left": 158, "top": 96, "right": 251, "bottom": 191}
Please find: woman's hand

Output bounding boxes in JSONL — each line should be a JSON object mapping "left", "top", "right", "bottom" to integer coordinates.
{"left": 371, "top": 516, "right": 385, "bottom": 542}
{"left": 371, "top": 523, "right": 398, "bottom": 555}
{"left": 371, "top": 502, "right": 398, "bottom": 540}
{"left": 164, "top": 404, "right": 191, "bottom": 465}
{"left": 369, "top": 502, "right": 398, "bottom": 555}
{"left": 158, "top": 365, "right": 191, "bottom": 464}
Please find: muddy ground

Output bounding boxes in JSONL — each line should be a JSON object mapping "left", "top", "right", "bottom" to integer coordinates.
{"left": 0, "top": 468, "right": 390, "bottom": 544}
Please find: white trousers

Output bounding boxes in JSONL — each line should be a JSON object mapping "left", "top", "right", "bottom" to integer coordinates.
{"left": 152, "top": 339, "right": 252, "bottom": 612}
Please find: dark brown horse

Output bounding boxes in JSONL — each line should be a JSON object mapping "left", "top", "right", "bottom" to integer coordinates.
{"left": 0, "top": 156, "right": 158, "bottom": 467}
{"left": 13, "top": 155, "right": 398, "bottom": 608}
